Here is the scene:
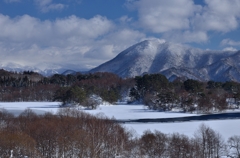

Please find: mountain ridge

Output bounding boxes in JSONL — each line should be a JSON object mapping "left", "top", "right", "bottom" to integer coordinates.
{"left": 90, "top": 39, "right": 240, "bottom": 82}
{"left": 1, "top": 38, "right": 240, "bottom": 81}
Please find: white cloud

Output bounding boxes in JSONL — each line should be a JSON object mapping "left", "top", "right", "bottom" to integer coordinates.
{"left": 35, "top": 0, "right": 67, "bottom": 13}
{"left": 193, "top": 0, "right": 240, "bottom": 32}
{"left": 119, "top": 16, "right": 132, "bottom": 23}
{"left": 221, "top": 39, "right": 240, "bottom": 46}
{"left": 133, "top": 0, "right": 199, "bottom": 33}
{"left": 36, "top": 0, "right": 51, "bottom": 6}
{"left": 2, "top": 0, "right": 240, "bottom": 71}
{"left": 163, "top": 31, "right": 208, "bottom": 43}
{"left": 133, "top": 0, "right": 240, "bottom": 34}
{"left": 84, "top": 28, "right": 146, "bottom": 62}
{"left": 0, "top": 14, "right": 114, "bottom": 45}
{"left": 43, "top": 3, "right": 65, "bottom": 12}
{"left": 223, "top": 47, "right": 237, "bottom": 52}
{"left": 130, "top": 0, "right": 240, "bottom": 44}
{"left": 103, "top": 29, "right": 145, "bottom": 45}
{"left": 0, "top": 14, "right": 146, "bottom": 70}
{"left": 84, "top": 45, "right": 115, "bottom": 60}
{"left": 4, "top": 0, "right": 20, "bottom": 2}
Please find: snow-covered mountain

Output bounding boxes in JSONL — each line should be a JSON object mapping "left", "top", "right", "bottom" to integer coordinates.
{"left": 90, "top": 39, "right": 240, "bottom": 82}
{"left": 0, "top": 63, "right": 77, "bottom": 76}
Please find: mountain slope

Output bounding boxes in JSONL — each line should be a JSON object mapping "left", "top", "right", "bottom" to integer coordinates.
{"left": 90, "top": 39, "right": 240, "bottom": 82}
{"left": 0, "top": 63, "right": 82, "bottom": 76}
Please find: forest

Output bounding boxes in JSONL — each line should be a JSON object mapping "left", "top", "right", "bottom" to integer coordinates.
{"left": 0, "top": 69, "right": 240, "bottom": 113}
{"left": 0, "top": 70, "right": 240, "bottom": 157}
{"left": 0, "top": 108, "right": 240, "bottom": 158}
{"left": 0, "top": 69, "right": 133, "bottom": 109}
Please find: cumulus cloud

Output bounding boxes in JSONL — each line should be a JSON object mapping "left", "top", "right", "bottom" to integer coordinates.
{"left": 2, "top": 0, "right": 240, "bottom": 71}
{"left": 133, "top": 0, "right": 240, "bottom": 33}
{"left": 221, "top": 39, "right": 240, "bottom": 46}
{"left": 35, "top": 0, "right": 66, "bottom": 13}
{"left": 132, "top": 0, "right": 199, "bottom": 33}
{"left": 84, "top": 28, "right": 145, "bottom": 62}
{"left": 119, "top": 16, "right": 132, "bottom": 23}
{"left": 0, "top": 14, "right": 145, "bottom": 70}
{"left": 129, "top": 0, "right": 240, "bottom": 44}
{"left": 0, "top": 14, "right": 114, "bottom": 46}
{"left": 163, "top": 31, "right": 208, "bottom": 43}
{"left": 223, "top": 47, "right": 237, "bottom": 52}
{"left": 103, "top": 29, "right": 145, "bottom": 45}
{"left": 193, "top": 0, "right": 240, "bottom": 32}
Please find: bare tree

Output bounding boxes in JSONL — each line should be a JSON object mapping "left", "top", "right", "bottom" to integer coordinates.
{"left": 168, "top": 133, "right": 193, "bottom": 158}
{"left": 194, "top": 124, "right": 226, "bottom": 158}
{"left": 139, "top": 130, "right": 168, "bottom": 157}
{"left": 227, "top": 135, "right": 240, "bottom": 158}
{"left": 0, "top": 131, "right": 38, "bottom": 157}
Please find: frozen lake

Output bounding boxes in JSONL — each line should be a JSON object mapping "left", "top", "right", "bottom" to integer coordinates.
{"left": 0, "top": 102, "right": 239, "bottom": 139}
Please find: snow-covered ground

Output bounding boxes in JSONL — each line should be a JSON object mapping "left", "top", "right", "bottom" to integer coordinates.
{"left": 86, "top": 104, "right": 240, "bottom": 139}
{"left": 122, "top": 120, "right": 240, "bottom": 139}
{"left": 0, "top": 102, "right": 239, "bottom": 139}
{"left": 85, "top": 104, "right": 197, "bottom": 119}
{"left": 0, "top": 102, "right": 61, "bottom": 116}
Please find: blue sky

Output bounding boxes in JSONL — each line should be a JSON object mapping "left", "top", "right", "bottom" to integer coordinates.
{"left": 1, "top": 0, "right": 240, "bottom": 71}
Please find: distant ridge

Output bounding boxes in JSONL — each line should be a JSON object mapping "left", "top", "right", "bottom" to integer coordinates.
{"left": 61, "top": 70, "right": 77, "bottom": 75}
{"left": 90, "top": 38, "right": 240, "bottom": 82}
{"left": 0, "top": 63, "right": 83, "bottom": 76}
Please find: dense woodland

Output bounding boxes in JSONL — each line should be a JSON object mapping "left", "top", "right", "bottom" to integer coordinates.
{"left": 0, "top": 69, "right": 240, "bottom": 113}
{"left": 0, "top": 69, "right": 134, "bottom": 109}
{"left": 1, "top": 70, "right": 240, "bottom": 157}
{"left": 130, "top": 74, "right": 240, "bottom": 113}
{"left": 0, "top": 108, "right": 240, "bottom": 158}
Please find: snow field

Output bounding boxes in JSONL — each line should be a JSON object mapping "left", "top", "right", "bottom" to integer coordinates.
{"left": 0, "top": 102, "right": 239, "bottom": 139}
{"left": 86, "top": 104, "right": 240, "bottom": 139}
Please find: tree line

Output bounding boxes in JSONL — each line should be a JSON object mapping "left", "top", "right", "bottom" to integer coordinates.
{"left": 0, "top": 69, "right": 134, "bottom": 108}
{"left": 0, "top": 109, "right": 239, "bottom": 158}
{"left": 130, "top": 74, "right": 240, "bottom": 113}
{"left": 1, "top": 69, "right": 240, "bottom": 112}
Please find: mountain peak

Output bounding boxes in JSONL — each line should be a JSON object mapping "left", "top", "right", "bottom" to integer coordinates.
{"left": 90, "top": 39, "right": 240, "bottom": 82}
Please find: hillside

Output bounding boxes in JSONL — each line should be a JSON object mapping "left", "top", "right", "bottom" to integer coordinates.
{"left": 90, "top": 39, "right": 240, "bottom": 82}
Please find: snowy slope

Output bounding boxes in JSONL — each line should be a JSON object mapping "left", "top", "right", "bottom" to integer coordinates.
{"left": 90, "top": 38, "right": 240, "bottom": 82}
{"left": 0, "top": 63, "right": 79, "bottom": 76}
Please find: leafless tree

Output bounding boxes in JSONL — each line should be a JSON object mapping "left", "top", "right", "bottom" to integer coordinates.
{"left": 139, "top": 130, "right": 168, "bottom": 157}
{"left": 194, "top": 123, "right": 226, "bottom": 158}
{"left": 227, "top": 135, "right": 240, "bottom": 158}
{"left": 168, "top": 133, "right": 193, "bottom": 158}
